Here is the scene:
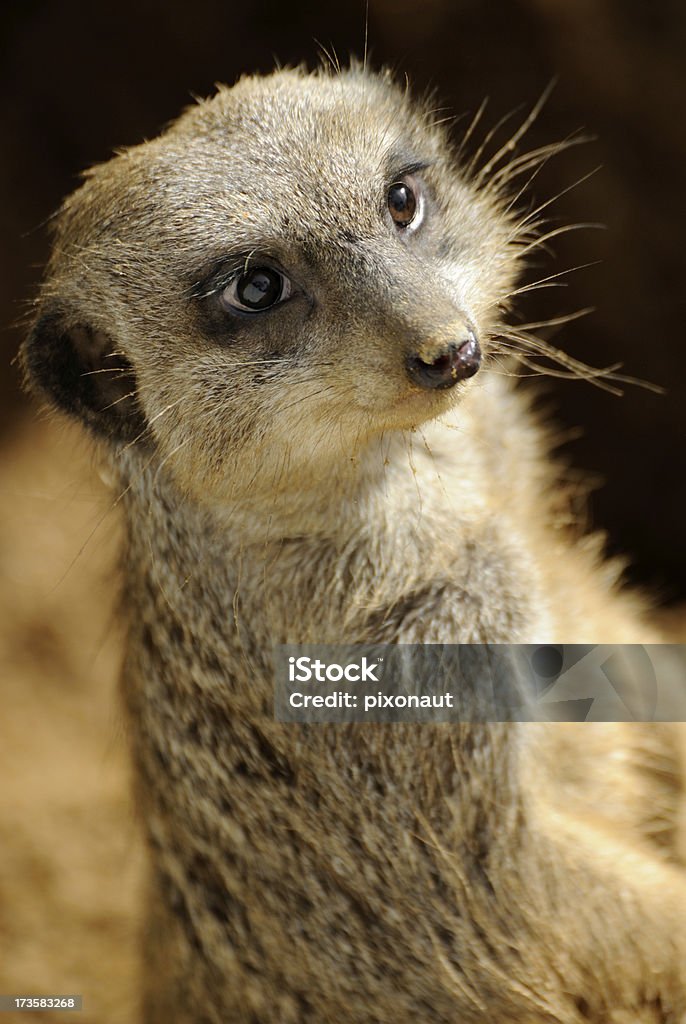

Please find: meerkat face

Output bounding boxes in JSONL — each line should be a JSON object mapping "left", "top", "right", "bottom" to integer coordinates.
{"left": 23, "top": 67, "right": 521, "bottom": 504}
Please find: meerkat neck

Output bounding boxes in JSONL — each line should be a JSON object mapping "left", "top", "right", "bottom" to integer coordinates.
{"left": 116, "top": 374, "right": 541, "bottom": 814}
{"left": 120, "top": 446, "right": 524, "bottom": 825}
{"left": 121, "top": 379, "right": 519, "bottom": 550}
{"left": 117, "top": 377, "right": 548, "bottom": 651}
{"left": 118, "top": 413, "right": 527, "bottom": 802}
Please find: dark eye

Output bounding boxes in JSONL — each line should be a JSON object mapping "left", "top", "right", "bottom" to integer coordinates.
{"left": 220, "top": 267, "right": 291, "bottom": 313}
{"left": 387, "top": 181, "right": 419, "bottom": 228}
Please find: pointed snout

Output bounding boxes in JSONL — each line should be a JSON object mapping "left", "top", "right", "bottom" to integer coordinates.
{"left": 406, "top": 331, "right": 482, "bottom": 390}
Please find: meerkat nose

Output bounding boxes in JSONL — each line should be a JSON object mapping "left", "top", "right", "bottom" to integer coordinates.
{"left": 405, "top": 332, "right": 482, "bottom": 390}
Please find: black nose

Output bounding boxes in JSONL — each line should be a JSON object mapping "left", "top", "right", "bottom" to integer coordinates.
{"left": 406, "top": 332, "right": 481, "bottom": 390}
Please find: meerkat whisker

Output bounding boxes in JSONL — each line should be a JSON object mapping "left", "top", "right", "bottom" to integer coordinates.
{"left": 500, "top": 133, "right": 591, "bottom": 214}
{"left": 477, "top": 78, "right": 557, "bottom": 182}
{"left": 456, "top": 95, "right": 489, "bottom": 161}
{"left": 487, "top": 133, "right": 591, "bottom": 193}
{"left": 504, "top": 261, "right": 600, "bottom": 299}
{"left": 510, "top": 307, "right": 595, "bottom": 332}
{"left": 464, "top": 104, "right": 525, "bottom": 179}
{"left": 514, "top": 221, "right": 604, "bottom": 256}
{"left": 510, "top": 166, "right": 601, "bottom": 233}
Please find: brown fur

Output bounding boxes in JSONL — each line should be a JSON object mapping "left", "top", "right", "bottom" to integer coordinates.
{"left": 20, "top": 66, "right": 686, "bottom": 1022}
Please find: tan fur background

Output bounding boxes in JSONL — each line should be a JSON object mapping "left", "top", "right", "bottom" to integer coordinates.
{"left": 0, "top": 418, "right": 143, "bottom": 1021}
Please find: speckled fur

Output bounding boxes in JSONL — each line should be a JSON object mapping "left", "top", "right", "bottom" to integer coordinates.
{"left": 21, "top": 66, "right": 686, "bottom": 1022}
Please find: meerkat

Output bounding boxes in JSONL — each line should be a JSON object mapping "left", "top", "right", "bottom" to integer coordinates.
{"left": 21, "top": 65, "right": 686, "bottom": 1023}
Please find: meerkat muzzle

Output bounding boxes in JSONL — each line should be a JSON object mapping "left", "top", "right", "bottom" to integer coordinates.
{"left": 406, "top": 332, "right": 481, "bottom": 390}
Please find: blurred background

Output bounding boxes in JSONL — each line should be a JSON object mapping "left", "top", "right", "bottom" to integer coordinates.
{"left": 0, "top": 1, "right": 685, "bottom": 1020}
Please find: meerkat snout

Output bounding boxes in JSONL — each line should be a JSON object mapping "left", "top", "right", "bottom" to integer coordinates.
{"left": 406, "top": 330, "right": 481, "bottom": 389}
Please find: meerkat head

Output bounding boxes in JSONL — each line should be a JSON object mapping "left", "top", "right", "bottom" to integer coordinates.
{"left": 22, "top": 66, "right": 522, "bottom": 505}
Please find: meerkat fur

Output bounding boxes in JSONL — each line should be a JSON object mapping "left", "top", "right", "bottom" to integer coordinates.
{"left": 21, "top": 65, "right": 686, "bottom": 1023}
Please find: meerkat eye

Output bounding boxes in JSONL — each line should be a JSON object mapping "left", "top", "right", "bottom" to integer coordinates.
{"left": 220, "top": 267, "right": 292, "bottom": 313}
{"left": 387, "top": 180, "right": 420, "bottom": 229}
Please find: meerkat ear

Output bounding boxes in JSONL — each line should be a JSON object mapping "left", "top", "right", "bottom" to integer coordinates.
{"left": 21, "top": 312, "right": 149, "bottom": 445}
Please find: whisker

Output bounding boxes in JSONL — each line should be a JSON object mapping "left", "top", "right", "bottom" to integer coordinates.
{"left": 276, "top": 382, "right": 341, "bottom": 416}
{"left": 100, "top": 389, "right": 138, "bottom": 412}
{"left": 513, "top": 222, "right": 604, "bottom": 256}
{"left": 119, "top": 395, "right": 186, "bottom": 453}
{"left": 493, "top": 330, "right": 665, "bottom": 395}
{"left": 512, "top": 307, "right": 595, "bottom": 332}
{"left": 477, "top": 79, "right": 557, "bottom": 182}
{"left": 49, "top": 444, "right": 162, "bottom": 593}
{"left": 488, "top": 133, "right": 591, "bottom": 192}
{"left": 503, "top": 262, "right": 600, "bottom": 300}
{"left": 465, "top": 105, "right": 524, "bottom": 179}
{"left": 455, "top": 97, "right": 489, "bottom": 162}
{"left": 151, "top": 438, "right": 189, "bottom": 491}
{"left": 80, "top": 366, "right": 130, "bottom": 378}
{"left": 501, "top": 134, "right": 591, "bottom": 215}
{"left": 314, "top": 40, "right": 341, "bottom": 75}
{"left": 511, "top": 166, "right": 601, "bottom": 234}
{"left": 363, "top": 0, "right": 369, "bottom": 73}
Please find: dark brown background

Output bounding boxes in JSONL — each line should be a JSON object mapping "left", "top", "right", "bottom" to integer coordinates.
{"left": 2, "top": 0, "right": 685, "bottom": 600}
